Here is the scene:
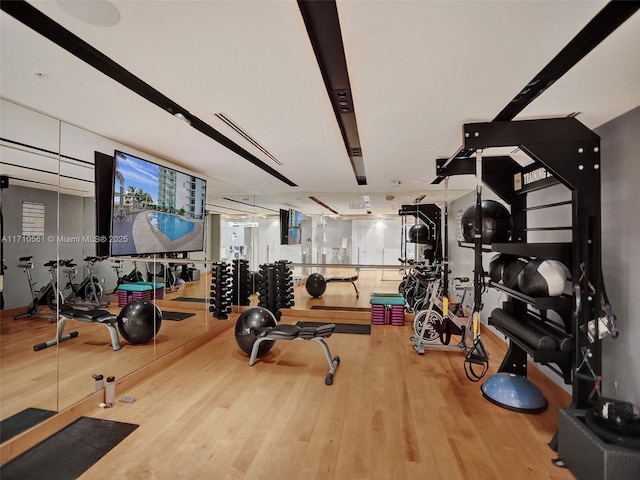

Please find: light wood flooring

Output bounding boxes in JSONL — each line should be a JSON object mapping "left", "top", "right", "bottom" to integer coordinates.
{"left": 3, "top": 268, "right": 573, "bottom": 478}
{"left": 82, "top": 270, "right": 571, "bottom": 480}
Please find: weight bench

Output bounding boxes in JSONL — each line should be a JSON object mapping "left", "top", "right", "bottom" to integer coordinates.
{"left": 249, "top": 323, "right": 340, "bottom": 385}
{"left": 33, "top": 305, "right": 121, "bottom": 352}
{"left": 326, "top": 275, "right": 359, "bottom": 297}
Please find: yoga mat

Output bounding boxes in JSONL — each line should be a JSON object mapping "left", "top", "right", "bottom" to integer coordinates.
{"left": 0, "top": 416, "right": 138, "bottom": 480}
{"left": 0, "top": 408, "right": 57, "bottom": 443}
{"left": 310, "top": 305, "right": 371, "bottom": 312}
{"left": 162, "top": 311, "right": 196, "bottom": 321}
{"left": 296, "top": 321, "right": 371, "bottom": 335}
{"left": 172, "top": 297, "right": 207, "bottom": 303}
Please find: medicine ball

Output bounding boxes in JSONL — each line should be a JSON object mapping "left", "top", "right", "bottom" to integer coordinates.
{"left": 408, "top": 223, "right": 431, "bottom": 244}
{"left": 489, "top": 254, "right": 516, "bottom": 284}
{"left": 305, "top": 273, "right": 326, "bottom": 298}
{"left": 518, "top": 258, "right": 571, "bottom": 297}
{"left": 502, "top": 257, "right": 527, "bottom": 290}
{"left": 461, "top": 200, "right": 512, "bottom": 244}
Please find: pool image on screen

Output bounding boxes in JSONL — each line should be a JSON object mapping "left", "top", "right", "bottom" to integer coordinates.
{"left": 110, "top": 151, "right": 206, "bottom": 256}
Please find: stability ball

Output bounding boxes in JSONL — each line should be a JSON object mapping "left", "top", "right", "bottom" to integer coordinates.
{"left": 234, "top": 307, "right": 277, "bottom": 356}
{"left": 408, "top": 224, "right": 431, "bottom": 244}
{"left": 461, "top": 200, "right": 513, "bottom": 244}
{"left": 305, "top": 273, "right": 327, "bottom": 298}
{"left": 518, "top": 258, "right": 571, "bottom": 297}
{"left": 117, "top": 299, "right": 162, "bottom": 344}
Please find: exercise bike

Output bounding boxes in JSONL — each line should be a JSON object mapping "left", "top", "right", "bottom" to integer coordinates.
{"left": 61, "top": 257, "right": 106, "bottom": 305}
{"left": 111, "top": 260, "right": 144, "bottom": 294}
{"left": 411, "top": 273, "right": 472, "bottom": 347}
{"left": 13, "top": 257, "right": 64, "bottom": 319}
{"left": 146, "top": 260, "right": 176, "bottom": 291}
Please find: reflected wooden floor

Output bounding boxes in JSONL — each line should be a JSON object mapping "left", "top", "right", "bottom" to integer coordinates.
{"left": 0, "top": 276, "right": 221, "bottom": 419}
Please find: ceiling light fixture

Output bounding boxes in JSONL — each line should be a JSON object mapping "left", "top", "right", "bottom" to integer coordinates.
{"left": 173, "top": 112, "right": 191, "bottom": 126}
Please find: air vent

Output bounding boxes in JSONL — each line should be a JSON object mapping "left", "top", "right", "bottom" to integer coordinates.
{"left": 350, "top": 147, "right": 362, "bottom": 157}
{"left": 214, "top": 113, "right": 284, "bottom": 166}
{"left": 309, "top": 196, "right": 339, "bottom": 215}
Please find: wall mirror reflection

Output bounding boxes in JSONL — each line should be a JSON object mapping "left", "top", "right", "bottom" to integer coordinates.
{"left": 0, "top": 100, "right": 216, "bottom": 442}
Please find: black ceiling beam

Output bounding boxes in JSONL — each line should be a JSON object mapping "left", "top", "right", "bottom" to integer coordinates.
{"left": 433, "top": 0, "right": 639, "bottom": 184}
{"left": 1, "top": 0, "right": 297, "bottom": 187}
{"left": 298, "top": 0, "right": 367, "bottom": 185}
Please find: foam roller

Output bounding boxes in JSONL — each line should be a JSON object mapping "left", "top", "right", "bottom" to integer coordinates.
{"left": 490, "top": 308, "right": 556, "bottom": 351}
{"left": 523, "top": 317, "right": 572, "bottom": 352}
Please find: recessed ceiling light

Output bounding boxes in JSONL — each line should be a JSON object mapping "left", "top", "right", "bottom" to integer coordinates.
{"left": 57, "top": 0, "right": 121, "bottom": 27}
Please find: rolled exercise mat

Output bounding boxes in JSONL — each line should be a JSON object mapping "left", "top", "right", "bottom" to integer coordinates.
{"left": 490, "top": 308, "right": 556, "bottom": 351}
{"left": 523, "top": 317, "right": 572, "bottom": 352}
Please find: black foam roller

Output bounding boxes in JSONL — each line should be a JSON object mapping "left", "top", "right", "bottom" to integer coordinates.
{"left": 490, "top": 308, "right": 556, "bottom": 351}
{"left": 523, "top": 317, "right": 572, "bottom": 352}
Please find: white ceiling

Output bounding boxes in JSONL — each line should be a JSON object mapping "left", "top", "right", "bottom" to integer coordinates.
{"left": 1, "top": 0, "right": 639, "bottom": 216}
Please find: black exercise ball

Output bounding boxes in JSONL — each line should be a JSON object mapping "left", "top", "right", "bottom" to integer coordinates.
{"left": 117, "top": 299, "right": 162, "bottom": 344}
{"left": 489, "top": 254, "right": 516, "bottom": 284}
{"left": 461, "top": 200, "right": 513, "bottom": 244}
{"left": 305, "top": 273, "right": 327, "bottom": 298}
{"left": 518, "top": 258, "right": 571, "bottom": 297}
{"left": 502, "top": 257, "right": 527, "bottom": 290}
{"left": 234, "top": 306, "right": 277, "bottom": 356}
{"left": 408, "top": 224, "right": 431, "bottom": 244}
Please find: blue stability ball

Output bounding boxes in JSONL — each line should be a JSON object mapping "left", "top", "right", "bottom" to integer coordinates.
{"left": 117, "top": 299, "right": 162, "bottom": 344}
{"left": 305, "top": 273, "right": 327, "bottom": 298}
{"left": 481, "top": 372, "right": 547, "bottom": 414}
{"left": 234, "top": 307, "right": 277, "bottom": 356}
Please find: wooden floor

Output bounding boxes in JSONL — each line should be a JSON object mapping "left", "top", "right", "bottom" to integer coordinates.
{"left": 2, "top": 268, "right": 574, "bottom": 479}
{"left": 78, "top": 270, "right": 572, "bottom": 480}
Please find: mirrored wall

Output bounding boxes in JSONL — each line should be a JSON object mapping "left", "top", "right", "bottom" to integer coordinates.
{"left": 0, "top": 99, "right": 215, "bottom": 438}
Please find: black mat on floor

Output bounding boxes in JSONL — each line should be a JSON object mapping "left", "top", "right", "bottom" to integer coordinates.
{"left": 310, "top": 305, "right": 371, "bottom": 312}
{"left": 295, "top": 321, "right": 371, "bottom": 335}
{"left": 0, "top": 408, "right": 57, "bottom": 443}
{"left": 0, "top": 416, "right": 138, "bottom": 480}
{"left": 172, "top": 297, "right": 207, "bottom": 303}
{"left": 162, "top": 311, "right": 196, "bottom": 321}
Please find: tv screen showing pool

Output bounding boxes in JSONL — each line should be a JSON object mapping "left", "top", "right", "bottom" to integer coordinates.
{"left": 110, "top": 151, "right": 207, "bottom": 256}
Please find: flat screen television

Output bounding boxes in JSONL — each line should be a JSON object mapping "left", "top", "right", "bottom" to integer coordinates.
{"left": 110, "top": 150, "right": 207, "bottom": 256}
{"left": 280, "top": 208, "right": 302, "bottom": 245}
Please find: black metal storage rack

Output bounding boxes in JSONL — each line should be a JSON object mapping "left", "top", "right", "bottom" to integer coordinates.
{"left": 436, "top": 117, "right": 606, "bottom": 409}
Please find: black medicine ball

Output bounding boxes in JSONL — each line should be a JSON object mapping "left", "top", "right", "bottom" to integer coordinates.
{"left": 518, "top": 258, "right": 571, "bottom": 297}
{"left": 488, "top": 254, "right": 516, "bottom": 284}
{"left": 408, "top": 223, "right": 431, "bottom": 244}
{"left": 461, "top": 200, "right": 512, "bottom": 244}
{"left": 502, "top": 257, "right": 527, "bottom": 290}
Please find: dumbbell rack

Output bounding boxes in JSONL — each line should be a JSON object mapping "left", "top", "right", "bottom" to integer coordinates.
{"left": 257, "top": 260, "right": 295, "bottom": 321}
{"left": 231, "top": 259, "right": 251, "bottom": 306}
{"left": 209, "top": 262, "right": 232, "bottom": 319}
